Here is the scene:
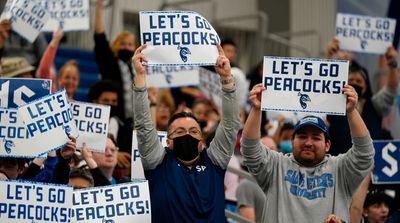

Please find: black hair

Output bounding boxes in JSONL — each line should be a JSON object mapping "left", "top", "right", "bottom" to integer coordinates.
{"left": 87, "top": 80, "right": 121, "bottom": 102}
{"left": 167, "top": 112, "right": 199, "bottom": 133}
{"left": 364, "top": 190, "right": 392, "bottom": 209}
{"left": 221, "top": 38, "right": 237, "bottom": 48}
{"left": 349, "top": 60, "right": 373, "bottom": 98}
{"left": 0, "top": 157, "right": 26, "bottom": 169}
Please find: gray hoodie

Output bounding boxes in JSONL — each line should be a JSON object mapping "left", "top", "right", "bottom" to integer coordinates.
{"left": 241, "top": 135, "right": 374, "bottom": 223}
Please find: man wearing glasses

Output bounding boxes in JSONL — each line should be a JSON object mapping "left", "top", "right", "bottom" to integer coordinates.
{"left": 132, "top": 44, "right": 240, "bottom": 223}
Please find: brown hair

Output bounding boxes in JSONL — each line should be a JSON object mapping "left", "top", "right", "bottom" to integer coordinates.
{"left": 110, "top": 31, "right": 135, "bottom": 56}
{"left": 57, "top": 60, "right": 80, "bottom": 80}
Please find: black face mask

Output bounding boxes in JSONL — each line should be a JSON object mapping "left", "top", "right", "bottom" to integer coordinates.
{"left": 172, "top": 134, "right": 200, "bottom": 161}
{"left": 350, "top": 84, "right": 364, "bottom": 97}
{"left": 117, "top": 49, "right": 134, "bottom": 62}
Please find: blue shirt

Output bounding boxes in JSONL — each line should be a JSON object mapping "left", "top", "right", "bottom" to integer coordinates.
{"left": 145, "top": 148, "right": 226, "bottom": 223}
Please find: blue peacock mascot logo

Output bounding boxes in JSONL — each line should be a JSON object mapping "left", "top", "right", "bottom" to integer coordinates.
{"left": 102, "top": 218, "right": 115, "bottom": 223}
{"left": 177, "top": 45, "right": 191, "bottom": 63}
{"left": 3, "top": 138, "right": 15, "bottom": 154}
{"left": 298, "top": 92, "right": 311, "bottom": 109}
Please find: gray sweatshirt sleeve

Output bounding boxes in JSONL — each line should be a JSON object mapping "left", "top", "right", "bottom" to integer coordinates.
{"left": 133, "top": 86, "right": 165, "bottom": 170}
{"left": 207, "top": 87, "right": 241, "bottom": 169}
{"left": 372, "top": 85, "right": 398, "bottom": 116}
{"left": 241, "top": 137, "right": 280, "bottom": 190}
{"left": 338, "top": 134, "right": 374, "bottom": 195}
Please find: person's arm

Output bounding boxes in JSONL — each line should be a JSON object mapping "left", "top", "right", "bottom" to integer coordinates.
{"left": 50, "top": 136, "right": 77, "bottom": 184}
{"left": 95, "top": 0, "right": 105, "bottom": 34}
{"left": 0, "top": 19, "right": 11, "bottom": 59}
{"left": 241, "top": 84, "right": 280, "bottom": 189}
{"left": 132, "top": 45, "right": 165, "bottom": 170}
{"left": 207, "top": 44, "right": 241, "bottom": 169}
{"left": 350, "top": 173, "right": 371, "bottom": 223}
{"left": 147, "top": 87, "right": 158, "bottom": 128}
{"left": 372, "top": 46, "right": 399, "bottom": 115}
{"left": 325, "top": 37, "right": 340, "bottom": 59}
{"left": 339, "top": 85, "right": 374, "bottom": 194}
{"left": 36, "top": 29, "right": 63, "bottom": 80}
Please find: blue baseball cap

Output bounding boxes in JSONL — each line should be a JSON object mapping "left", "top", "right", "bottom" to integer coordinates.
{"left": 293, "top": 116, "right": 330, "bottom": 139}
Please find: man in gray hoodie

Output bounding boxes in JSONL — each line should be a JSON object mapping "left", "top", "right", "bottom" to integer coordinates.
{"left": 241, "top": 83, "right": 374, "bottom": 223}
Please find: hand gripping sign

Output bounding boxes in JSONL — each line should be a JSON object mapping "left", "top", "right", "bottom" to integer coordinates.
{"left": 140, "top": 11, "right": 220, "bottom": 66}
{"left": 17, "top": 89, "right": 78, "bottom": 157}
{"left": 261, "top": 57, "right": 349, "bottom": 115}
{"left": 336, "top": 13, "right": 396, "bottom": 54}
{"left": 0, "top": 0, "right": 50, "bottom": 42}
{"left": 70, "top": 101, "right": 110, "bottom": 153}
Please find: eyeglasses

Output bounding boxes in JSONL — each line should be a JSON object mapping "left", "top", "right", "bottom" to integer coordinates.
{"left": 168, "top": 127, "right": 202, "bottom": 138}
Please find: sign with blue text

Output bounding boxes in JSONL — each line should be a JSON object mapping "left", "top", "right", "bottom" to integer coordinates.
{"left": 71, "top": 181, "right": 151, "bottom": 223}
{"left": 261, "top": 57, "right": 349, "bottom": 115}
{"left": 198, "top": 67, "right": 222, "bottom": 110}
{"left": 0, "top": 0, "right": 50, "bottom": 42}
{"left": 336, "top": 13, "right": 397, "bottom": 54}
{"left": 131, "top": 131, "right": 167, "bottom": 180}
{"left": 0, "top": 180, "right": 73, "bottom": 223}
{"left": 146, "top": 66, "right": 199, "bottom": 88}
{"left": 0, "top": 108, "right": 32, "bottom": 157}
{"left": 71, "top": 101, "right": 110, "bottom": 152}
{"left": 35, "top": 0, "right": 90, "bottom": 31}
{"left": 372, "top": 140, "right": 400, "bottom": 184}
{"left": 17, "top": 90, "right": 78, "bottom": 157}
{"left": 0, "top": 78, "right": 52, "bottom": 108}
{"left": 140, "top": 11, "right": 220, "bottom": 66}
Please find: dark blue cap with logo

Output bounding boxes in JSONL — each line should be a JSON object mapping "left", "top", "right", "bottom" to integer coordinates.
{"left": 293, "top": 116, "right": 330, "bottom": 139}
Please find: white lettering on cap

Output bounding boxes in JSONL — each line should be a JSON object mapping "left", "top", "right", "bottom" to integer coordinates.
{"left": 299, "top": 117, "right": 318, "bottom": 125}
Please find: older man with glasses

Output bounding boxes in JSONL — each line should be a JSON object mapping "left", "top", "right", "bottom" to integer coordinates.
{"left": 132, "top": 44, "right": 240, "bottom": 223}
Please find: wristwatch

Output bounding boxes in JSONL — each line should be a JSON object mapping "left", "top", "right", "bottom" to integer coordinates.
{"left": 220, "top": 76, "right": 234, "bottom": 85}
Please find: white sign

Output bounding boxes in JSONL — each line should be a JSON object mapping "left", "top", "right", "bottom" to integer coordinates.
{"left": 198, "top": 67, "right": 222, "bottom": 110}
{"left": 0, "top": 0, "right": 50, "bottom": 42}
{"left": 336, "top": 13, "right": 397, "bottom": 54}
{"left": 17, "top": 90, "right": 78, "bottom": 157}
{"left": 0, "top": 180, "right": 73, "bottom": 223}
{"left": 261, "top": 57, "right": 349, "bottom": 115}
{"left": 146, "top": 66, "right": 199, "bottom": 88}
{"left": 35, "top": 0, "right": 90, "bottom": 31}
{"left": 0, "top": 108, "right": 32, "bottom": 157}
{"left": 71, "top": 181, "right": 151, "bottom": 223}
{"left": 131, "top": 131, "right": 167, "bottom": 180}
{"left": 140, "top": 11, "right": 220, "bottom": 66}
{"left": 70, "top": 101, "right": 110, "bottom": 152}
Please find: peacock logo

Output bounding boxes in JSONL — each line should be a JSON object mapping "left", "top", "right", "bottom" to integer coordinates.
{"left": 177, "top": 45, "right": 191, "bottom": 63}
{"left": 298, "top": 92, "right": 311, "bottom": 109}
{"left": 3, "top": 138, "right": 15, "bottom": 154}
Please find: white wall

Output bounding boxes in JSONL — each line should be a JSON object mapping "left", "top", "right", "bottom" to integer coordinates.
{"left": 289, "top": 0, "right": 336, "bottom": 57}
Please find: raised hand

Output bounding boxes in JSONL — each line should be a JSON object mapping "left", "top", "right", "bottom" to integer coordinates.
{"left": 81, "top": 142, "right": 98, "bottom": 169}
{"left": 60, "top": 136, "right": 76, "bottom": 159}
{"left": 343, "top": 84, "right": 358, "bottom": 114}
{"left": 214, "top": 44, "right": 231, "bottom": 79}
{"left": 249, "top": 83, "right": 265, "bottom": 110}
